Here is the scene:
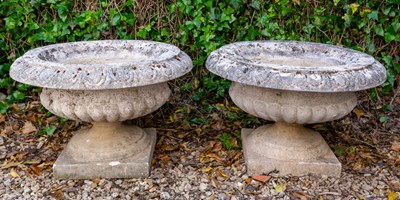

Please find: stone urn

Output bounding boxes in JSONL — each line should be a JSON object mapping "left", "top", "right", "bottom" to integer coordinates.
{"left": 206, "top": 41, "right": 386, "bottom": 177}
{"left": 10, "top": 40, "right": 193, "bottom": 179}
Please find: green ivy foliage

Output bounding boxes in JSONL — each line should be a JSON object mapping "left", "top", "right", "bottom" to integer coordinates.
{"left": 0, "top": 0, "right": 399, "bottom": 112}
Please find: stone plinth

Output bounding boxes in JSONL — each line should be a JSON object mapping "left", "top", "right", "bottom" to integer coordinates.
{"left": 242, "top": 126, "right": 341, "bottom": 177}
{"left": 54, "top": 127, "right": 156, "bottom": 179}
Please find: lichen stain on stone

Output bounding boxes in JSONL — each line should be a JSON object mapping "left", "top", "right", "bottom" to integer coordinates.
{"left": 109, "top": 161, "right": 121, "bottom": 166}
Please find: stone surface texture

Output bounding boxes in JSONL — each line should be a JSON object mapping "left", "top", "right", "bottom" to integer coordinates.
{"left": 40, "top": 83, "right": 171, "bottom": 122}
{"left": 10, "top": 40, "right": 194, "bottom": 179}
{"left": 206, "top": 41, "right": 386, "bottom": 92}
{"left": 206, "top": 41, "right": 387, "bottom": 177}
{"left": 10, "top": 40, "right": 193, "bottom": 90}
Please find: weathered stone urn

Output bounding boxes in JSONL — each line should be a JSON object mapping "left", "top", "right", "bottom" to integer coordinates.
{"left": 10, "top": 40, "right": 193, "bottom": 179}
{"left": 206, "top": 41, "right": 386, "bottom": 177}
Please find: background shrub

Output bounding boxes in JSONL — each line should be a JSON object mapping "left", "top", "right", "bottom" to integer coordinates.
{"left": 0, "top": 0, "right": 399, "bottom": 112}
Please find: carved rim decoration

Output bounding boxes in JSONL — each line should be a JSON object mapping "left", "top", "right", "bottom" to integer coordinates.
{"left": 10, "top": 40, "right": 193, "bottom": 90}
{"left": 206, "top": 41, "right": 387, "bottom": 92}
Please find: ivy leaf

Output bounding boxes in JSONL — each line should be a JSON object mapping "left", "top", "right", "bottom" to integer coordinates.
{"left": 17, "top": 84, "right": 29, "bottom": 91}
{"left": 384, "top": 32, "right": 396, "bottom": 42}
{"left": 394, "top": 63, "right": 400, "bottom": 73}
{"left": 379, "top": 115, "right": 390, "bottom": 126}
{"left": 342, "top": 14, "right": 352, "bottom": 26}
{"left": 250, "top": 0, "right": 261, "bottom": 10}
{"left": 349, "top": 3, "right": 360, "bottom": 14}
{"left": 43, "top": 126, "right": 57, "bottom": 137}
{"left": 0, "top": 103, "right": 8, "bottom": 114}
{"left": 4, "top": 17, "right": 16, "bottom": 30}
{"left": 374, "top": 24, "right": 384, "bottom": 36}
{"left": 57, "top": 3, "right": 68, "bottom": 22}
{"left": 333, "top": 145, "right": 345, "bottom": 156}
{"left": 28, "top": 22, "right": 39, "bottom": 31}
{"left": 12, "top": 91, "right": 25, "bottom": 101}
{"left": 392, "top": 19, "right": 400, "bottom": 32}
{"left": 333, "top": 0, "right": 340, "bottom": 6}
{"left": 111, "top": 14, "right": 121, "bottom": 26}
{"left": 367, "top": 10, "right": 379, "bottom": 20}
{"left": 204, "top": 0, "right": 213, "bottom": 8}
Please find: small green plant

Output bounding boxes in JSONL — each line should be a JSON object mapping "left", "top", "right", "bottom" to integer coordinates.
{"left": 37, "top": 125, "right": 57, "bottom": 137}
{"left": 218, "top": 132, "right": 241, "bottom": 150}
{"left": 218, "top": 133, "right": 234, "bottom": 150}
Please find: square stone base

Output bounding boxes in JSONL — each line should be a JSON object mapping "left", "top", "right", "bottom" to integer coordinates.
{"left": 53, "top": 128, "right": 156, "bottom": 179}
{"left": 242, "top": 128, "right": 341, "bottom": 177}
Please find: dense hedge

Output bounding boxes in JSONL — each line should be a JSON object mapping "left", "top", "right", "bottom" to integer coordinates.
{"left": 0, "top": 0, "right": 399, "bottom": 112}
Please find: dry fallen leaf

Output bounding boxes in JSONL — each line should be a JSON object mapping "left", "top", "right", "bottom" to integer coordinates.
{"left": 0, "top": 114, "right": 6, "bottom": 123}
{"left": 245, "top": 177, "right": 252, "bottom": 184}
{"left": 11, "top": 103, "right": 20, "bottom": 112}
{"left": 275, "top": 183, "right": 287, "bottom": 193}
{"left": 211, "top": 176, "right": 217, "bottom": 188}
{"left": 202, "top": 165, "right": 212, "bottom": 173}
{"left": 10, "top": 168, "right": 20, "bottom": 178}
{"left": 293, "top": 192, "right": 314, "bottom": 200}
{"left": 252, "top": 175, "right": 271, "bottom": 183}
{"left": 388, "top": 191, "right": 398, "bottom": 200}
{"left": 212, "top": 141, "right": 222, "bottom": 152}
{"left": 30, "top": 165, "right": 42, "bottom": 176}
{"left": 22, "top": 167, "right": 34, "bottom": 179}
{"left": 391, "top": 141, "right": 400, "bottom": 151}
{"left": 37, "top": 161, "right": 55, "bottom": 168}
{"left": 177, "top": 132, "right": 189, "bottom": 139}
{"left": 46, "top": 116, "right": 58, "bottom": 123}
{"left": 25, "top": 113, "right": 38, "bottom": 122}
{"left": 353, "top": 108, "right": 366, "bottom": 119}
{"left": 230, "top": 137, "right": 238, "bottom": 148}
{"left": 160, "top": 144, "right": 179, "bottom": 151}
{"left": 91, "top": 177, "right": 101, "bottom": 187}
{"left": 1, "top": 126, "right": 14, "bottom": 135}
{"left": 21, "top": 121, "right": 37, "bottom": 134}
{"left": 22, "top": 159, "right": 41, "bottom": 165}
{"left": 207, "top": 153, "right": 221, "bottom": 162}
{"left": 53, "top": 190, "right": 66, "bottom": 200}
{"left": 207, "top": 141, "right": 215, "bottom": 149}
{"left": 159, "top": 154, "right": 169, "bottom": 165}
{"left": 233, "top": 121, "right": 241, "bottom": 126}
{"left": 195, "top": 128, "right": 202, "bottom": 135}
{"left": 1, "top": 161, "right": 21, "bottom": 169}
{"left": 209, "top": 194, "right": 215, "bottom": 200}
{"left": 211, "top": 121, "right": 225, "bottom": 131}
{"left": 51, "top": 185, "right": 65, "bottom": 192}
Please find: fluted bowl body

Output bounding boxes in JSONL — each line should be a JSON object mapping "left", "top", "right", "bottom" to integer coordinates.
{"left": 229, "top": 82, "right": 357, "bottom": 124}
{"left": 40, "top": 83, "right": 170, "bottom": 122}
